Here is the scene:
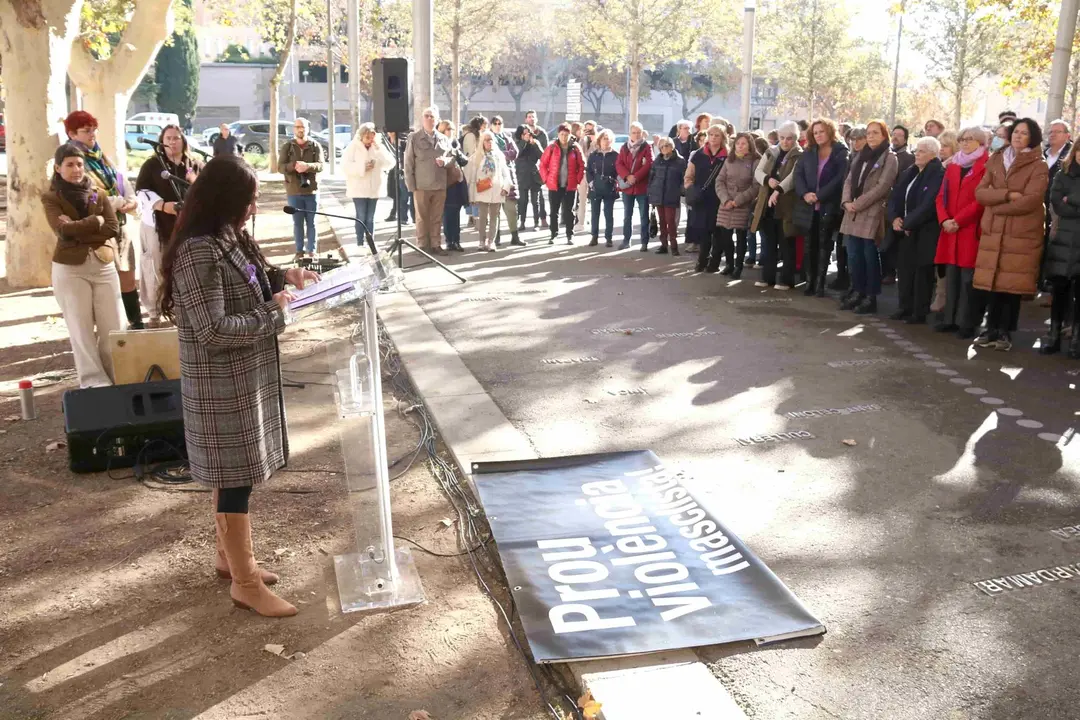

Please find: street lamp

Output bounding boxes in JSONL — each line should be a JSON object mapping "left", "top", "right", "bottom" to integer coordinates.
{"left": 741, "top": 0, "right": 756, "bottom": 131}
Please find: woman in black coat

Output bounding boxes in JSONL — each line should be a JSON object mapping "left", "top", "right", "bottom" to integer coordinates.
{"left": 794, "top": 118, "right": 849, "bottom": 297}
{"left": 683, "top": 125, "right": 728, "bottom": 260}
{"left": 514, "top": 125, "right": 545, "bottom": 229}
{"left": 1045, "top": 143, "right": 1080, "bottom": 356}
{"left": 648, "top": 137, "right": 687, "bottom": 255}
{"left": 888, "top": 138, "right": 946, "bottom": 323}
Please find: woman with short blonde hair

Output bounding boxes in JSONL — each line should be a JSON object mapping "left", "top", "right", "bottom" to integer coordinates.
{"left": 938, "top": 130, "right": 958, "bottom": 164}
{"left": 342, "top": 121, "right": 395, "bottom": 248}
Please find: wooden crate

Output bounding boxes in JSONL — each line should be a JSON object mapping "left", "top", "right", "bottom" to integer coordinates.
{"left": 109, "top": 328, "right": 181, "bottom": 385}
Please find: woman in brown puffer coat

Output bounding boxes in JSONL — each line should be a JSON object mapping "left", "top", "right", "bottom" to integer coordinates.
{"left": 971, "top": 118, "right": 1049, "bottom": 352}
{"left": 712, "top": 132, "right": 760, "bottom": 277}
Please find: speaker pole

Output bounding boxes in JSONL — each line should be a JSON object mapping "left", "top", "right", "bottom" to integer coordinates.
{"left": 382, "top": 131, "right": 466, "bottom": 284}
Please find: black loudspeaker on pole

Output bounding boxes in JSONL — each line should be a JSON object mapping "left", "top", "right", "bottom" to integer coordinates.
{"left": 372, "top": 58, "right": 412, "bottom": 133}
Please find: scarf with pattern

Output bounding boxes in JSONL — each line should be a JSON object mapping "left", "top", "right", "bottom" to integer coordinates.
{"left": 78, "top": 142, "right": 119, "bottom": 196}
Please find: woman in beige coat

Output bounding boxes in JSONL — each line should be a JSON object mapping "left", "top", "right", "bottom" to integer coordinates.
{"left": 970, "top": 118, "right": 1049, "bottom": 351}
{"left": 751, "top": 121, "right": 803, "bottom": 290}
{"left": 713, "top": 132, "right": 760, "bottom": 277}
{"left": 840, "top": 119, "right": 899, "bottom": 315}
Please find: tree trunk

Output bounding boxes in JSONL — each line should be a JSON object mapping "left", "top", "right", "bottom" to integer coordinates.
{"left": 0, "top": 0, "right": 83, "bottom": 289}
{"left": 269, "top": 0, "right": 299, "bottom": 174}
{"left": 67, "top": 0, "right": 175, "bottom": 171}
{"left": 629, "top": 60, "right": 640, "bottom": 123}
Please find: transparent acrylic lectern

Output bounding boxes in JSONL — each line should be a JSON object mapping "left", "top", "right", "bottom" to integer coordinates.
{"left": 284, "top": 252, "right": 426, "bottom": 614}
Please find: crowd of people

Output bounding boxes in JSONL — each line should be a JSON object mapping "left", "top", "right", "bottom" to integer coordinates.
{"left": 391, "top": 105, "right": 1080, "bottom": 358}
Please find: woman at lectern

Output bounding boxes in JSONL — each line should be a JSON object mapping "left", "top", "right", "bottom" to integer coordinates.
{"left": 159, "top": 155, "right": 318, "bottom": 618}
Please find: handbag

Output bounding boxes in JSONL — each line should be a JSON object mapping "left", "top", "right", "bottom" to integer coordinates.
{"left": 688, "top": 160, "right": 724, "bottom": 208}
{"left": 477, "top": 177, "right": 493, "bottom": 193}
{"left": 594, "top": 175, "right": 616, "bottom": 197}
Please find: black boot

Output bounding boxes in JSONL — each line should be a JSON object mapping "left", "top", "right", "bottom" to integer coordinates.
{"left": 814, "top": 248, "right": 829, "bottom": 297}
{"left": 510, "top": 232, "right": 526, "bottom": 247}
{"left": 1040, "top": 286, "right": 1066, "bottom": 354}
{"left": 589, "top": 236, "right": 599, "bottom": 246}
{"left": 840, "top": 291, "right": 862, "bottom": 311}
{"left": 732, "top": 263, "right": 743, "bottom": 280}
{"left": 121, "top": 290, "right": 144, "bottom": 330}
{"left": 854, "top": 295, "right": 878, "bottom": 315}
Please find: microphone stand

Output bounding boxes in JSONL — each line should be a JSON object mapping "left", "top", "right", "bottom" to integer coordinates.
{"left": 381, "top": 129, "right": 466, "bottom": 284}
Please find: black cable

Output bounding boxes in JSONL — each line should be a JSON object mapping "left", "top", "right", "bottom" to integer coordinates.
{"left": 393, "top": 534, "right": 488, "bottom": 557}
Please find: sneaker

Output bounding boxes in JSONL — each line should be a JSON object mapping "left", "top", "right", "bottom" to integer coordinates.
{"left": 754, "top": 281, "right": 769, "bottom": 288}
{"left": 773, "top": 284, "right": 791, "bottom": 291}
{"left": 485, "top": 247, "right": 496, "bottom": 253}
{"left": 619, "top": 241, "right": 630, "bottom": 250}
{"left": 973, "top": 330, "right": 998, "bottom": 347}
{"left": 992, "top": 333, "right": 1012, "bottom": 351}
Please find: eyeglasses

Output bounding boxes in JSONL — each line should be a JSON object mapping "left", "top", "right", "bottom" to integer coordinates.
{"left": 959, "top": 136, "right": 976, "bottom": 142}
{"left": 492, "top": 121, "right": 502, "bottom": 125}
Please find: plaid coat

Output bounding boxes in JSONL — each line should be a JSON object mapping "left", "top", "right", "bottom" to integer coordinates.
{"left": 171, "top": 229, "right": 288, "bottom": 488}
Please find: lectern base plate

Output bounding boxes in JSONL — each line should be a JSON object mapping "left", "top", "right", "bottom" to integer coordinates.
{"left": 334, "top": 545, "right": 426, "bottom": 614}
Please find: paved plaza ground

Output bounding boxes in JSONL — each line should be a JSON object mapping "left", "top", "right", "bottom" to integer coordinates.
{"left": 380, "top": 204, "right": 1080, "bottom": 720}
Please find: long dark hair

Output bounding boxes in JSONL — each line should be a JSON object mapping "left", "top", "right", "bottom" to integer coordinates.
{"left": 159, "top": 155, "right": 264, "bottom": 321}
{"left": 158, "top": 124, "right": 190, "bottom": 159}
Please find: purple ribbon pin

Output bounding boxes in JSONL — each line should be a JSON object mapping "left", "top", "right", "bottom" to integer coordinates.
{"left": 245, "top": 263, "right": 259, "bottom": 289}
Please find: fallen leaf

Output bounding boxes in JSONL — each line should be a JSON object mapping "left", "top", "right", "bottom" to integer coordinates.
{"left": 577, "top": 691, "right": 602, "bottom": 720}
{"left": 584, "top": 398, "right": 598, "bottom": 404}
{"left": 45, "top": 441, "right": 67, "bottom": 452}
{"left": 623, "top": 329, "right": 633, "bottom": 335}
{"left": 4, "top": 415, "right": 20, "bottom": 422}
{"left": 408, "top": 712, "right": 432, "bottom": 720}
{"left": 274, "top": 548, "right": 288, "bottom": 556}
{"left": 264, "top": 644, "right": 285, "bottom": 656}
{"left": 288, "top": 651, "right": 306, "bottom": 660}
{"left": 439, "top": 518, "right": 454, "bottom": 528}
{"left": 841, "top": 439, "right": 857, "bottom": 447}
{"left": 317, "top": 547, "right": 329, "bottom": 556}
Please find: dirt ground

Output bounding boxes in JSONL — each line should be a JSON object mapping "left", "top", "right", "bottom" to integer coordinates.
{"left": 0, "top": 182, "right": 552, "bottom": 720}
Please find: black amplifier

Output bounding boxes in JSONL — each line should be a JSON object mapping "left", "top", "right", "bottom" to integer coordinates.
{"left": 61, "top": 380, "right": 187, "bottom": 474}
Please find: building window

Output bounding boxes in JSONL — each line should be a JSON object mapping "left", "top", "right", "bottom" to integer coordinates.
{"left": 299, "top": 61, "right": 327, "bottom": 83}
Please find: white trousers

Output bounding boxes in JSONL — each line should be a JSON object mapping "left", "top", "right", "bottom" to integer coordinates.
{"left": 140, "top": 224, "right": 163, "bottom": 320}
{"left": 576, "top": 183, "right": 588, "bottom": 228}
{"left": 52, "top": 257, "right": 125, "bottom": 388}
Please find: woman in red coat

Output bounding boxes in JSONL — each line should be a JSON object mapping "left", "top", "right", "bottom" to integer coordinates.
{"left": 934, "top": 127, "right": 988, "bottom": 338}
{"left": 539, "top": 123, "right": 585, "bottom": 245}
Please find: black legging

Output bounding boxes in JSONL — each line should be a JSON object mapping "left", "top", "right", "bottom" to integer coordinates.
{"left": 217, "top": 486, "right": 253, "bottom": 513}
{"left": 518, "top": 187, "right": 543, "bottom": 226}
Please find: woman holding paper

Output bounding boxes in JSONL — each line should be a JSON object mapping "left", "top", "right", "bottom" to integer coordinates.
{"left": 159, "top": 155, "right": 318, "bottom": 618}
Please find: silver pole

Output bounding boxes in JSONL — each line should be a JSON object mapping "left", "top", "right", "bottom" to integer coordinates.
{"left": 365, "top": 293, "right": 399, "bottom": 582}
{"left": 740, "top": 0, "right": 755, "bottom": 131}
{"left": 413, "top": 0, "right": 434, "bottom": 125}
{"left": 1048, "top": 0, "right": 1079, "bottom": 125}
{"left": 347, "top": 0, "right": 360, "bottom": 132}
{"left": 327, "top": 0, "right": 336, "bottom": 174}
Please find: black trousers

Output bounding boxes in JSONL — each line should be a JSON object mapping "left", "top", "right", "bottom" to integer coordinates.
{"left": 760, "top": 216, "right": 795, "bottom": 286}
{"left": 717, "top": 226, "right": 747, "bottom": 269}
{"left": 518, "top": 187, "right": 543, "bottom": 226}
{"left": 697, "top": 226, "right": 726, "bottom": 271}
{"left": 942, "top": 265, "right": 975, "bottom": 329}
{"left": 805, "top": 212, "right": 835, "bottom": 283}
{"left": 897, "top": 240, "right": 935, "bottom": 318}
{"left": 217, "top": 486, "right": 252, "bottom": 513}
{"left": 970, "top": 290, "right": 1022, "bottom": 333}
{"left": 880, "top": 234, "right": 899, "bottom": 278}
{"left": 548, "top": 188, "right": 575, "bottom": 240}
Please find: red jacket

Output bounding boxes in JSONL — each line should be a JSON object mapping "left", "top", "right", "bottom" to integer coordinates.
{"left": 539, "top": 142, "right": 585, "bottom": 191}
{"left": 935, "top": 152, "right": 988, "bottom": 268}
{"left": 615, "top": 142, "right": 654, "bottom": 196}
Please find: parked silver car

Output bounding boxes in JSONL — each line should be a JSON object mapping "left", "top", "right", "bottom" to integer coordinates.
{"left": 203, "top": 120, "right": 330, "bottom": 157}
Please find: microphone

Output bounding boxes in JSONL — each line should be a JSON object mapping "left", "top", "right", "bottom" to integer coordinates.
{"left": 138, "top": 136, "right": 162, "bottom": 147}
{"left": 284, "top": 205, "right": 377, "bottom": 255}
{"left": 160, "top": 169, "right": 192, "bottom": 186}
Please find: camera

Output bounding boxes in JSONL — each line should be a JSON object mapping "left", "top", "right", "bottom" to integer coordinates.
{"left": 299, "top": 173, "right": 312, "bottom": 190}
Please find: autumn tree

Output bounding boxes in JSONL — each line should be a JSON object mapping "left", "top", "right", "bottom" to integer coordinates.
{"left": 910, "top": 0, "right": 999, "bottom": 127}
{"left": 69, "top": 0, "right": 178, "bottom": 168}
{"left": 434, "top": 0, "right": 511, "bottom": 124}
{"left": 575, "top": 0, "right": 701, "bottom": 123}
{"left": 755, "top": 0, "right": 857, "bottom": 119}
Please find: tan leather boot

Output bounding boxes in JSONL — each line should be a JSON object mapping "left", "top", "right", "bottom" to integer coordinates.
{"left": 216, "top": 513, "right": 297, "bottom": 617}
{"left": 212, "top": 490, "right": 278, "bottom": 585}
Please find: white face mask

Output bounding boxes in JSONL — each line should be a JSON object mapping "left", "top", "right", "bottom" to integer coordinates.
{"left": 990, "top": 136, "right": 1006, "bottom": 152}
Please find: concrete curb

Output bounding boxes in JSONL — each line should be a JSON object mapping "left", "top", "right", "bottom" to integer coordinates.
{"left": 323, "top": 192, "right": 748, "bottom": 720}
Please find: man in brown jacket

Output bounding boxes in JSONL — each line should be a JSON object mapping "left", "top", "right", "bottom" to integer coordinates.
{"left": 404, "top": 106, "right": 453, "bottom": 254}
{"left": 278, "top": 118, "right": 324, "bottom": 261}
